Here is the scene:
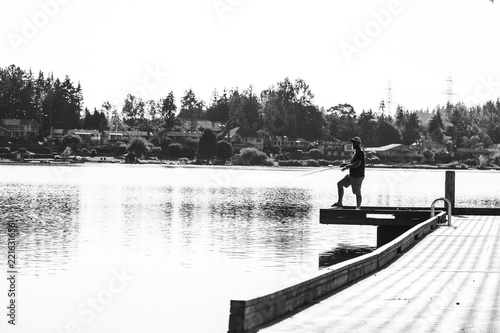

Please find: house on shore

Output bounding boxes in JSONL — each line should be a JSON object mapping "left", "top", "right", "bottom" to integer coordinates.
{"left": 11, "top": 148, "right": 35, "bottom": 161}
{"left": 50, "top": 129, "right": 101, "bottom": 145}
{"left": 229, "top": 127, "right": 264, "bottom": 151}
{"left": 181, "top": 119, "right": 224, "bottom": 133}
{"left": 317, "top": 140, "right": 353, "bottom": 159}
{"left": 68, "top": 129, "right": 101, "bottom": 145}
{"left": 419, "top": 140, "right": 449, "bottom": 154}
{"left": 0, "top": 124, "right": 11, "bottom": 141}
{"left": 455, "top": 148, "right": 491, "bottom": 161}
{"left": 162, "top": 131, "right": 202, "bottom": 146}
{"left": 101, "top": 130, "right": 151, "bottom": 145}
{"left": 1, "top": 119, "right": 40, "bottom": 139}
{"left": 272, "top": 136, "right": 310, "bottom": 151}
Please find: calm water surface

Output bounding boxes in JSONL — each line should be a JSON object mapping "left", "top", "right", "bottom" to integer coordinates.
{"left": 0, "top": 164, "right": 498, "bottom": 332}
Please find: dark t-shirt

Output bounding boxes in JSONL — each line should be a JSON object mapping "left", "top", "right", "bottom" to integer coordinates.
{"left": 349, "top": 148, "right": 365, "bottom": 178}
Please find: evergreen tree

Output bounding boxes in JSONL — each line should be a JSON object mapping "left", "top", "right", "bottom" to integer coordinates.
{"left": 325, "top": 107, "right": 341, "bottom": 140}
{"left": 160, "top": 91, "right": 177, "bottom": 130}
{"left": 206, "top": 89, "right": 230, "bottom": 123}
{"left": 357, "top": 110, "right": 377, "bottom": 146}
{"left": 197, "top": 128, "right": 218, "bottom": 161}
{"left": 402, "top": 112, "right": 421, "bottom": 146}
{"left": 376, "top": 117, "right": 401, "bottom": 146}
{"left": 178, "top": 89, "right": 205, "bottom": 130}
{"left": 428, "top": 110, "right": 445, "bottom": 142}
{"left": 335, "top": 103, "right": 357, "bottom": 140}
{"left": 241, "top": 86, "right": 263, "bottom": 130}
{"left": 228, "top": 89, "right": 248, "bottom": 129}
{"left": 82, "top": 108, "right": 93, "bottom": 129}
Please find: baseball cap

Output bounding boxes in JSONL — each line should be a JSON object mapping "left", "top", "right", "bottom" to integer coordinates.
{"left": 350, "top": 136, "right": 361, "bottom": 144}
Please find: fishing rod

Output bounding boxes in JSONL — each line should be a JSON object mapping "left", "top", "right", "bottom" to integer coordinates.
{"left": 295, "top": 165, "right": 334, "bottom": 178}
{"left": 276, "top": 162, "right": 347, "bottom": 184}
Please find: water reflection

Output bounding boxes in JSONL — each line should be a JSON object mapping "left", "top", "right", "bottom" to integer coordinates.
{"left": 183, "top": 186, "right": 314, "bottom": 270}
{"left": 0, "top": 183, "right": 80, "bottom": 275}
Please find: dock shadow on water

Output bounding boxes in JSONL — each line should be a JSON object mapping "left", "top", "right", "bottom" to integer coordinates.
{"left": 319, "top": 243, "right": 376, "bottom": 268}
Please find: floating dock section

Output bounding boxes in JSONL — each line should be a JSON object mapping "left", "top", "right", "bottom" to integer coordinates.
{"left": 320, "top": 206, "right": 443, "bottom": 247}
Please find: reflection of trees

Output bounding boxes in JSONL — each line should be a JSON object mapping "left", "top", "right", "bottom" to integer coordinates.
{"left": 0, "top": 184, "right": 80, "bottom": 274}
{"left": 205, "top": 187, "right": 313, "bottom": 256}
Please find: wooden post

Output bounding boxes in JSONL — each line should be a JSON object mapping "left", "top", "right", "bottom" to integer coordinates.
{"left": 445, "top": 171, "right": 455, "bottom": 213}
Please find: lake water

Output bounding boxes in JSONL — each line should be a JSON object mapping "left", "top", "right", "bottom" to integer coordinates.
{"left": 0, "top": 164, "right": 498, "bottom": 333}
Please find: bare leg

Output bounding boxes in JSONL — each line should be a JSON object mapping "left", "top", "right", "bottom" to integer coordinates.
{"left": 333, "top": 181, "right": 344, "bottom": 206}
{"left": 355, "top": 192, "right": 362, "bottom": 209}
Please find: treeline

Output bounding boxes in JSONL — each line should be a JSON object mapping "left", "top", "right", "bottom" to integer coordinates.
{"left": 1, "top": 64, "right": 500, "bottom": 149}
{"left": 0, "top": 65, "right": 84, "bottom": 134}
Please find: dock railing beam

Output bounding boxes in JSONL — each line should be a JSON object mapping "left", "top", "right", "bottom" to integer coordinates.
{"left": 445, "top": 171, "right": 455, "bottom": 214}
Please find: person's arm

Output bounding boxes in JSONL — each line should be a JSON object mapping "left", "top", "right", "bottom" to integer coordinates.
{"left": 341, "top": 160, "right": 361, "bottom": 171}
{"left": 341, "top": 152, "right": 362, "bottom": 171}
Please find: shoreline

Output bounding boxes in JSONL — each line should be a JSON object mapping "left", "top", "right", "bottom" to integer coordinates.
{"left": 1, "top": 158, "right": 499, "bottom": 172}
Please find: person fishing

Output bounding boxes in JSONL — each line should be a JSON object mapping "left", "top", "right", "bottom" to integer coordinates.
{"left": 331, "top": 136, "right": 365, "bottom": 210}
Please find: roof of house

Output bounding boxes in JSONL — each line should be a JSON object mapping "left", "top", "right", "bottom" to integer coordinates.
{"left": 128, "top": 131, "right": 149, "bottom": 136}
{"left": 230, "top": 127, "right": 260, "bottom": 138}
{"left": 456, "top": 148, "right": 491, "bottom": 154}
{"left": 166, "top": 131, "right": 202, "bottom": 136}
{"left": 273, "top": 135, "right": 310, "bottom": 143}
{"left": 0, "top": 125, "right": 11, "bottom": 132}
{"left": 103, "top": 130, "right": 149, "bottom": 136}
{"left": 422, "top": 141, "right": 447, "bottom": 149}
{"left": 366, "top": 144, "right": 418, "bottom": 153}
{"left": 182, "top": 120, "right": 224, "bottom": 131}
{"left": 69, "top": 129, "right": 100, "bottom": 135}
{"left": 2, "top": 119, "right": 40, "bottom": 126}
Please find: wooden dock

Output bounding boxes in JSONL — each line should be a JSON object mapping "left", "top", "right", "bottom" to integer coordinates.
{"left": 258, "top": 214, "right": 500, "bottom": 333}
{"left": 227, "top": 212, "right": 447, "bottom": 332}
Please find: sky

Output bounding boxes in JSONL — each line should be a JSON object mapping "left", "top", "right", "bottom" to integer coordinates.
{"left": 1, "top": 0, "right": 499, "bottom": 116}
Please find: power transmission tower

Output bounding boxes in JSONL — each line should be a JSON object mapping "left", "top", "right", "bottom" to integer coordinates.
{"left": 386, "top": 81, "right": 393, "bottom": 116}
{"left": 444, "top": 72, "right": 456, "bottom": 105}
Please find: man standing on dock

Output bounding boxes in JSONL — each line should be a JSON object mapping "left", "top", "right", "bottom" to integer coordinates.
{"left": 331, "top": 136, "right": 365, "bottom": 210}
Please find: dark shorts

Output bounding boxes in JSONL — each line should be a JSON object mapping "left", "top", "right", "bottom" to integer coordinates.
{"left": 338, "top": 174, "right": 364, "bottom": 194}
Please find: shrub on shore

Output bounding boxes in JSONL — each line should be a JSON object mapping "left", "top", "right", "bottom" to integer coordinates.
{"left": 167, "top": 143, "right": 183, "bottom": 157}
{"left": 234, "top": 147, "right": 273, "bottom": 166}
{"left": 216, "top": 140, "right": 233, "bottom": 162}
{"left": 308, "top": 149, "right": 322, "bottom": 160}
{"left": 148, "top": 146, "right": 162, "bottom": 158}
{"left": 127, "top": 137, "right": 149, "bottom": 158}
{"left": 80, "top": 148, "right": 91, "bottom": 156}
{"left": 463, "top": 158, "right": 478, "bottom": 166}
{"left": 278, "top": 159, "right": 303, "bottom": 167}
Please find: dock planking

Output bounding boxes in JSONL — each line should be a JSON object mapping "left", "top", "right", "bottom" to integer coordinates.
{"left": 227, "top": 212, "right": 447, "bottom": 333}
{"left": 260, "top": 214, "right": 500, "bottom": 333}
